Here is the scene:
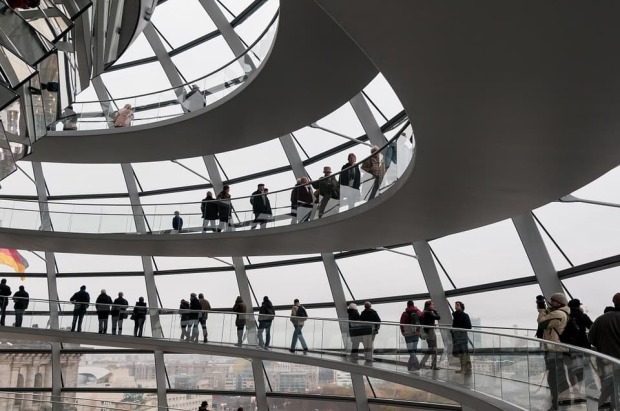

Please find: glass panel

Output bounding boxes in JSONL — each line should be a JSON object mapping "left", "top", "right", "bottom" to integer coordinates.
{"left": 264, "top": 362, "right": 354, "bottom": 396}
{"left": 368, "top": 377, "right": 456, "bottom": 405}
{"left": 150, "top": 0, "right": 216, "bottom": 49}
{"left": 166, "top": 354, "right": 254, "bottom": 391}
{"left": 169, "top": 394, "right": 256, "bottom": 411}
{"left": 430, "top": 219, "right": 536, "bottom": 289}
{"left": 561, "top": 266, "right": 619, "bottom": 319}
{"left": 363, "top": 73, "right": 405, "bottom": 119}
{"left": 533, "top": 202, "right": 620, "bottom": 266}
{"left": 267, "top": 397, "right": 356, "bottom": 410}
{"left": 42, "top": 163, "right": 127, "bottom": 196}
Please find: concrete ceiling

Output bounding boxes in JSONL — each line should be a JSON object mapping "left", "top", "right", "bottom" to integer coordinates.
{"left": 25, "top": 0, "right": 378, "bottom": 164}
{"left": 3, "top": 1, "right": 620, "bottom": 254}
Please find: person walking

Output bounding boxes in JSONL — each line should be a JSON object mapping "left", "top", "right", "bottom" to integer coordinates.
{"left": 399, "top": 300, "right": 423, "bottom": 371}
{"left": 452, "top": 301, "right": 472, "bottom": 375}
{"left": 179, "top": 299, "right": 190, "bottom": 341}
{"left": 172, "top": 211, "right": 183, "bottom": 233}
{"left": 0, "top": 279, "right": 11, "bottom": 326}
{"left": 536, "top": 293, "right": 571, "bottom": 409}
{"left": 12, "top": 285, "right": 29, "bottom": 327}
{"left": 189, "top": 293, "right": 201, "bottom": 342}
{"left": 217, "top": 186, "right": 232, "bottom": 232}
{"left": 347, "top": 303, "right": 364, "bottom": 360}
{"left": 588, "top": 292, "right": 620, "bottom": 410}
{"left": 113, "top": 104, "right": 133, "bottom": 127}
{"left": 291, "top": 177, "right": 314, "bottom": 223}
{"left": 198, "top": 293, "right": 211, "bottom": 343}
{"left": 290, "top": 299, "right": 308, "bottom": 353}
{"left": 133, "top": 297, "right": 147, "bottom": 337}
{"left": 111, "top": 291, "right": 128, "bottom": 335}
{"left": 312, "top": 167, "right": 340, "bottom": 218}
{"left": 339, "top": 153, "right": 361, "bottom": 210}
{"left": 361, "top": 146, "right": 385, "bottom": 200}
{"left": 201, "top": 191, "right": 218, "bottom": 232}
{"left": 70, "top": 285, "right": 90, "bottom": 332}
{"left": 250, "top": 184, "right": 270, "bottom": 229}
{"left": 565, "top": 299, "right": 594, "bottom": 394}
{"left": 95, "top": 289, "right": 113, "bottom": 334}
{"left": 257, "top": 296, "right": 275, "bottom": 349}
{"left": 419, "top": 300, "right": 441, "bottom": 370}
{"left": 233, "top": 296, "right": 247, "bottom": 346}
{"left": 61, "top": 105, "right": 78, "bottom": 130}
{"left": 360, "top": 301, "right": 381, "bottom": 363}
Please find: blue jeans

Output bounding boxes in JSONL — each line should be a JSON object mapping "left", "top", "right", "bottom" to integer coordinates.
{"left": 257, "top": 320, "right": 272, "bottom": 347}
{"left": 405, "top": 335, "right": 421, "bottom": 370}
{"left": 291, "top": 324, "right": 308, "bottom": 351}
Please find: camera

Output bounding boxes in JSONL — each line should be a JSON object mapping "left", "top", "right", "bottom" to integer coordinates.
{"left": 535, "top": 295, "right": 546, "bottom": 309}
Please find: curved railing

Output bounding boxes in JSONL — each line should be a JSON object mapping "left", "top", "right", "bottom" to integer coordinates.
{"left": 3, "top": 295, "right": 619, "bottom": 411}
{"left": 53, "top": 6, "right": 280, "bottom": 131}
{"left": 0, "top": 127, "right": 414, "bottom": 234}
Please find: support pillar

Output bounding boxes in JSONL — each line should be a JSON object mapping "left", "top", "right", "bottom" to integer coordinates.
{"left": 512, "top": 213, "right": 564, "bottom": 298}
{"left": 120, "top": 163, "right": 168, "bottom": 409}
{"left": 321, "top": 253, "right": 369, "bottom": 411}
{"left": 279, "top": 134, "right": 307, "bottom": 179}
{"left": 350, "top": 92, "right": 387, "bottom": 147}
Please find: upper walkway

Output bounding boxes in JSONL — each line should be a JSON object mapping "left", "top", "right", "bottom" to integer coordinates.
{"left": 1, "top": 2, "right": 620, "bottom": 254}
{"left": 25, "top": 0, "right": 378, "bottom": 164}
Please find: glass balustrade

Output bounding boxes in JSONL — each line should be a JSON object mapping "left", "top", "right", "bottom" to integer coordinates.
{"left": 56, "top": 8, "right": 279, "bottom": 132}
{"left": 0, "top": 132, "right": 413, "bottom": 234}
{"left": 3, "top": 296, "right": 619, "bottom": 411}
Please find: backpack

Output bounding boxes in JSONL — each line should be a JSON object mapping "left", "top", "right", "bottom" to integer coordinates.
{"left": 556, "top": 311, "right": 580, "bottom": 346}
{"left": 296, "top": 305, "right": 308, "bottom": 318}
{"left": 409, "top": 310, "right": 423, "bottom": 337}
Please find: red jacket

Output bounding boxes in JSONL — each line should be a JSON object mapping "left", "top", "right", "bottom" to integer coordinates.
{"left": 399, "top": 306, "right": 424, "bottom": 335}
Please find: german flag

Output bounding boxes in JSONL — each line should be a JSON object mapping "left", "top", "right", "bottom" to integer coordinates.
{"left": 0, "top": 249, "right": 29, "bottom": 280}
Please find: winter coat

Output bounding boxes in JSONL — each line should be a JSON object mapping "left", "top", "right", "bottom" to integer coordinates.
{"left": 451, "top": 310, "right": 472, "bottom": 354}
{"left": 217, "top": 192, "right": 232, "bottom": 222}
{"left": 537, "top": 306, "right": 570, "bottom": 352}
{"left": 0, "top": 283, "right": 11, "bottom": 308}
{"left": 189, "top": 297, "right": 202, "bottom": 320}
{"left": 569, "top": 308, "right": 593, "bottom": 349}
{"left": 422, "top": 308, "right": 441, "bottom": 333}
{"left": 172, "top": 216, "right": 183, "bottom": 231}
{"left": 312, "top": 176, "right": 339, "bottom": 199}
{"left": 361, "top": 155, "right": 385, "bottom": 178}
{"left": 113, "top": 107, "right": 133, "bottom": 127}
{"left": 111, "top": 297, "right": 128, "bottom": 318}
{"left": 233, "top": 298, "right": 248, "bottom": 327}
{"left": 13, "top": 289, "right": 29, "bottom": 310}
{"left": 258, "top": 300, "right": 275, "bottom": 321}
{"left": 70, "top": 290, "right": 90, "bottom": 312}
{"left": 291, "top": 184, "right": 314, "bottom": 208}
{"left": 199, "top": 297, "right": 211, "bottom": 319}
{"left": 399, "top": 305, "right": 424, "bottom": 337}
{"left": 589, "top": 308, "right": 620, "bottom": 359}
{"left": 360, "top": 308, "right": 381, "bottom": 335}
{"left": 179, "top": 300, "right": 190, "bottom": 323}
{"left": 339, "top": 163, "right": 361, "bottom": 189}
{"left": 133, "top": 301, "right": 147, "bottom": 320}
{"left": 201, "top": 197, "right": 219, "bottom": 220}
{"left": 95, "top": 293, "right": 113, "bottom": 319}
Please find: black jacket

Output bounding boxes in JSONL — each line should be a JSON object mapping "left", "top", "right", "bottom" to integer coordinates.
{"left": 339, "top": 163, "right": 361, "bottom": 189}
{"left": 217, "top": 193, "right": 232, "bottom": 221}
{"left": 13, "top": 289, "right": 29, "bottom": 310}
{"left": 570, "top": 308, "right": 594, "bottom": 349}
{"left": 0, "top": 283, "right": 11, "bottom": 308}
{"left": 258, "top": 300, "right": 275, "bottom": 321}
{"left": 201, "top": 197, "right": 219, "bottom": 220}
{"left": 360, "top": 308, "right": 381, "bottom": 334}
{"left": 70, "top": 290, "right": 90, "bottom": 312}
{"left": 189, "top": 297, "right": 202, "bottom": 320}
{"left": 111, "top": 297, "right": 128, "bottom": 317}
{"left": 451, "top": 310, "right": 472, "bottom": 345}
{"left": 133, "top": 301, "right": 147, "bottom": 319}
{"left": 422, "top": 308, "right": 441, "bottom": 332}
{"left": 96, "top": 293, "right": 113, "bottom": 313}
{"left": 251, "top": 191, "right": 272, "bottom": 215}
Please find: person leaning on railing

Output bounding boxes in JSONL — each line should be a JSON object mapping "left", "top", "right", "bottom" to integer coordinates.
{"left": 12, "top": 285, "right": 29, "bottom": 327}
{"left": 361, "top": 146, "right": 385, "bottom": 200}
{"left": 312, "top": 167, "right": 340, "bottom": 218}
{"left": 132, "top": 297, "right": 147, "bottom": 337}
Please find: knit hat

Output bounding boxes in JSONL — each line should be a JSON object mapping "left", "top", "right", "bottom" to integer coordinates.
{"left": 348, "top": 303, "right": 357, "bottom": 310}
{"left": 550, "top": 293, "right": 568, "bottom": 306}
{"left": 568, "top": 299, "right": 581, "bottom": 309}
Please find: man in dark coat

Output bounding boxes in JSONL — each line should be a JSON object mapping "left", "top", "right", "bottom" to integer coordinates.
{"left": 217, "top": 186, "right": 232, "bottom": 232}
{"left": 189, "top": 293, "right": 202, "bottom": 342}
{"left": 12, "top": 285, "right": 29, "bottom": 327}
{"left": 339, "top": 153, "right": 361, "bottom": 210}
{"left": 96, "top": 289, "right": 113, "bottom": 334}
{"left": 420, "top": 300, "right": 441, "bottom": 370}
{"left": 452, "top": 301, "right": 472, "bottom": 374}
{"left": 70, "top": 285, "right": 90, "bottom": 332}
{"left": 359, "top": 301, "right": 381, "bottom": 362}
{"left": 111, "top": 291, "right": 128, "bottom": 335}
{"left": 589, "top": 292, "right": 620, "bottom": 410}
{"left": 312, "top": 167, "right": 340, "bottom": 218}
{"left": 250, "top": 184, "right": 272, "bottom": 229}
{"left": 201, "top": 191, "right": 218, "bottom": 232}
{"left": 291, "top": 177, "right": 314, "bottom": 223}
{"left": 0, "top": 278, "right": 11, "bottom": 326}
